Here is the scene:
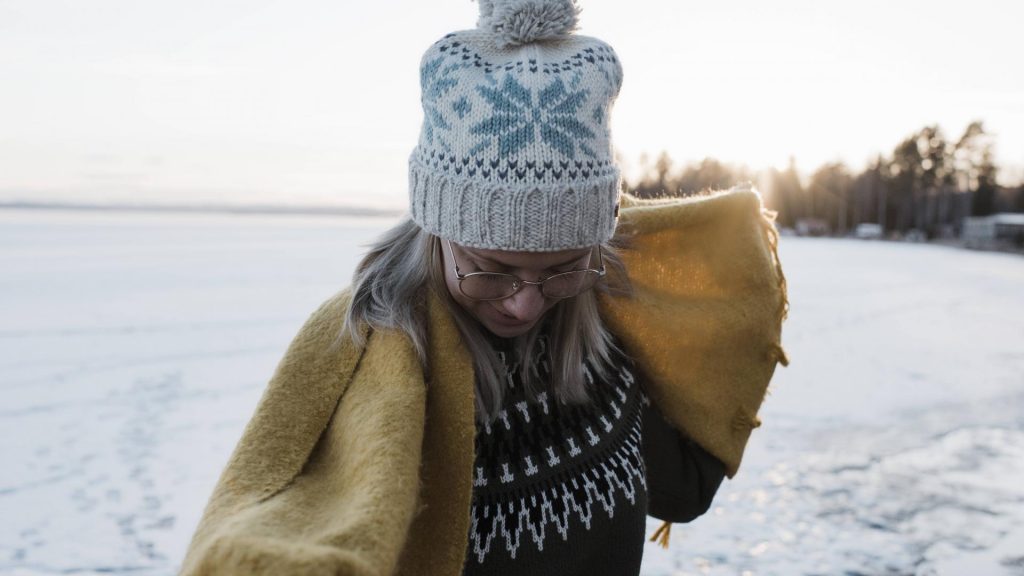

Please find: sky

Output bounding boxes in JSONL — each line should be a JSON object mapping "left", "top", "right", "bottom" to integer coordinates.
{"left": 1, "top": 0, "right": 1022, "bottom": 209}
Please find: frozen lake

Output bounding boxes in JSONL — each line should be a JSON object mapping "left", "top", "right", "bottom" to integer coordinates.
{"left": 1, "top": 209, "right": 1022, "bottom": 575}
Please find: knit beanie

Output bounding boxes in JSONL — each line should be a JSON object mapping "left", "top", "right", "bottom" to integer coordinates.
{"left": 408, "top": 0, "right": 624, "bottom": 251}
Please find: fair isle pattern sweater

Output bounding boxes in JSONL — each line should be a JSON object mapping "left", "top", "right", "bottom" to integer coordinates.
{"left": 463, "top": 336, "right": 647, "bottom": 576}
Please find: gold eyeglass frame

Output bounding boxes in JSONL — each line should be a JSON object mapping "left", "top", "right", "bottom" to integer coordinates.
{"left": 444, "top": 238, "right": 606, "bottom": 301}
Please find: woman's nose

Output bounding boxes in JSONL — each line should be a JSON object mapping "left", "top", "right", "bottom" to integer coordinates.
{"left": 496, "top": 284, "right": 546, "bottom": 320}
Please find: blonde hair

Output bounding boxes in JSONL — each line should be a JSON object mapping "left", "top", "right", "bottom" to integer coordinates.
{"left": 344, "top": 217, "right": 631, "bottom": 423}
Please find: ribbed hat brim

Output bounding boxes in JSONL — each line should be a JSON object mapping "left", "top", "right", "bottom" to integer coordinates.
{"left": 409, "top": 154, "right": 620, "bottom": 251}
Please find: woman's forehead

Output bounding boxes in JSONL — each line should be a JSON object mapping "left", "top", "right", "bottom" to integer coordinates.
{"left": 457, "top": 243, "right": 591, "bottom": 268}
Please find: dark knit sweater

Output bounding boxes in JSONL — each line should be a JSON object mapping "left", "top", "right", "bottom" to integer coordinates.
{"left": 462, "top": 336, "right": 647, "bottom": 576}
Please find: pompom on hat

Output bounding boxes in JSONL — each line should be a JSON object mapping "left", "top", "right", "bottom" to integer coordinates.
{"left": 408, "top": 0, "right": 624, "bottom": 251}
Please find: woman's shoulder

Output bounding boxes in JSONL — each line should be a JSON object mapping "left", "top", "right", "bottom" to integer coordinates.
{"left": 317, "top": 285, "right": 356, "bottom": 317}
{"left": 294, "top": 286, "right": 357, "bottom": 348}
{"left": 301, "top": 285, "right": 424, "bottom": 357}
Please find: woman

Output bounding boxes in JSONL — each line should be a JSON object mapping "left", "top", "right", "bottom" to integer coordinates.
{"left": 180, "top": 1, "right": 788, "bottom": 574}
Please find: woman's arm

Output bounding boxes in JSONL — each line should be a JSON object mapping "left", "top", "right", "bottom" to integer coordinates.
{"left": 642, "top": 401, "right": 726, "bottom": 523}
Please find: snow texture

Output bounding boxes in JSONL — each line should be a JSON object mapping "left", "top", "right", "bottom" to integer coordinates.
{"left": 1, "top": 209, "right": 1022, "bottom": 575}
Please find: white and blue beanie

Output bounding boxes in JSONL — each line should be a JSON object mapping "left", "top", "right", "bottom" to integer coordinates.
{"left": 408, "top": 0, "right": 624, "bottom": 251}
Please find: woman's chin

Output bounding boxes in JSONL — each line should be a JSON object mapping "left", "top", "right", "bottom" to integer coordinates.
{"left": 481, "top": 317, "right": 535, "bottom": 338}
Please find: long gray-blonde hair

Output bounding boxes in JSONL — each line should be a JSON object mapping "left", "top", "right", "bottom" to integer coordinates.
{"left": 343, "top": 217, "right": 630, "bottom": 424}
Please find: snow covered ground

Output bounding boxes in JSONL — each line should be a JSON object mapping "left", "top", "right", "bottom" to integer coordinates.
{"left": 1, "top": 209, "right": 1022, "bottom": 575}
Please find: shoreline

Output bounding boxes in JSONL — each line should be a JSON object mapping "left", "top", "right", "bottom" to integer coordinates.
{"left": 0, "top": 200, "right": 405, "bottom": 219}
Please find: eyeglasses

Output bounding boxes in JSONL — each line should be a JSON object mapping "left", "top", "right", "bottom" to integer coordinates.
{"left": 445, "top": 239, "right": 606, "bottom": 301}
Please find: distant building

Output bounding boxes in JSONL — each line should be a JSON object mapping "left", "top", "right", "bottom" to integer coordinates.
{"left": 853, "top": 223, "right": 883, "bottom": 239}
{"left": 795, "top": 217, "right": 830, "bottom": 237}
{"left": 962, "top": 213, "right": 1024, "bottom": 250}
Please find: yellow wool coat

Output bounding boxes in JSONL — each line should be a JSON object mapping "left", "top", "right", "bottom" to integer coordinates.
{"left": 179, "top": 188, "right": 789, "bottom": 576}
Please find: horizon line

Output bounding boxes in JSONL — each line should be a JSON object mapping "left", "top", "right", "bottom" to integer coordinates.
{"left": 0, "top": 200, "right": 407, "bottom": 219}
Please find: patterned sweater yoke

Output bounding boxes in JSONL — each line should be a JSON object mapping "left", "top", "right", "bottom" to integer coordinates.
{"left": 464, "top": 335, "right": 648, "bottom": 576}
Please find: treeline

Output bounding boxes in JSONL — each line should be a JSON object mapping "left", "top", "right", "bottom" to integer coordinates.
{"left": 625, "top": 121, "right": 1024, "bottom": 238}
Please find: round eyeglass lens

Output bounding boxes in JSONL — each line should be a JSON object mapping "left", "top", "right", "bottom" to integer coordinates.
{"left": 541, "top": 270, "right": 601, "bottom": 298}
{"left": 460, "top": 273, "right": 518, "bottom": 300}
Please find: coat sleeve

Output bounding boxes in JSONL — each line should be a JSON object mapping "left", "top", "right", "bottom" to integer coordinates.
{"left": 179, "top": 289, "right": 428, "bottom": 576}
{"left": 642, "top": 400, "right": 725, "bottom": 523}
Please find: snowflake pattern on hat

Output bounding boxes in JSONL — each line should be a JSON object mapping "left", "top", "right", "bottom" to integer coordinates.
{"left": 470, "top": 74, "right": 596, "bottom": 159}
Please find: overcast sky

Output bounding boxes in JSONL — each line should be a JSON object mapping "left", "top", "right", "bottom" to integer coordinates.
{"left": 1, "top": 0, "right": 1021, "bottom": 208}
